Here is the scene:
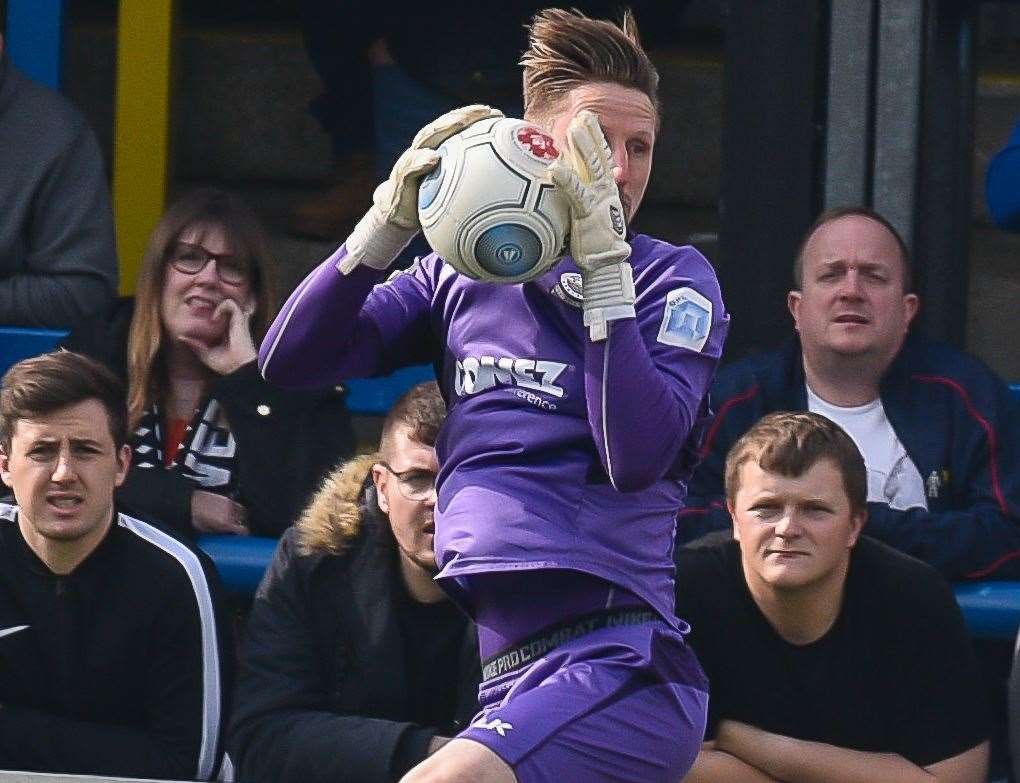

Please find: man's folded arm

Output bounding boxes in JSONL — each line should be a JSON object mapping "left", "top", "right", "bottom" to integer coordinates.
{"left": 712, "top": 720, "right": 989, "bottom": 783}
{"left": 682, "top": 745, "right": 780, "bottom": 782}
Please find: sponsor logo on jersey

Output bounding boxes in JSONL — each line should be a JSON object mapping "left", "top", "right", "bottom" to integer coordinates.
{"left": 454, "top": 355, "right": 568, "bottom": 399}
{"left": 657, "top": 286, "right": 712, "bottom": 352}
{"left": 474, "top": 717, "right": 514, "bottom": 737}
{"left": 513, "top": 388, "right": 557, "bottom": 411}
{"left": 0, "top": 624, "right": 30, "bottom": 640}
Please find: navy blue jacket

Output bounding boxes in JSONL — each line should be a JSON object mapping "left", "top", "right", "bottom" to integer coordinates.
{"left": 679, "top": 333, "right": 1020, "bottom": 580}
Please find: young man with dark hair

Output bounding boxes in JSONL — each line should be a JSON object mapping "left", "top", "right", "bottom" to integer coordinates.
{"left": 681, "top": 207, "right": 1020, "bottom": 581}
{"left": 230, "top": 382, "right": 480, "bottom": 783}
{"left": 0, "top": 350, "right": 229, "bottom": 779}
{"left": 678, "top": 411, "right": 990, "bottom": 782}
{"left": 258, "top": 7, "right": 728, "bottom": 782}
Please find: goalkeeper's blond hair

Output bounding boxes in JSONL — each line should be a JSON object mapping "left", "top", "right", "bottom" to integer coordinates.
{"left": 521, "top": 8, "right": 660, "bottom": 127}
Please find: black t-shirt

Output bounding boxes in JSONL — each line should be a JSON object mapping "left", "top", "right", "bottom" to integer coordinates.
{"left": 396, "top": 587, "right": 468, "bottom": 736}
{"left": 675, "top": 537, "right": 989, "bottom": 767}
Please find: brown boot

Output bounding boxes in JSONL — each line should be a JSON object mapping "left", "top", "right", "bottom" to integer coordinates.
{"left": 289, "top": 153, "right": 377, "bottom": 240}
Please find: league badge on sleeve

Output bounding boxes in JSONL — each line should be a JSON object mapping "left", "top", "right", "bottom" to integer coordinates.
{"left": 551, "top": 271, "right": 584, "bottom": 308}
{"left": 657, "top": 287, "right": 712, "bottom": 351}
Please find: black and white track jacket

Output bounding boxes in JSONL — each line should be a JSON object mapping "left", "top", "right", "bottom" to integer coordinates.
{"left": 0, "top": 504, "right": 231, "bottom": 779}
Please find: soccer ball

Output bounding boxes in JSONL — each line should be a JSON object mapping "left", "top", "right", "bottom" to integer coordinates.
{"left": 417, "top": 116, "right": 570, "bottom": 284}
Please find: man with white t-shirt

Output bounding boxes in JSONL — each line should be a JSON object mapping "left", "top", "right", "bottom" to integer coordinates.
{"left": 679, "top": 207, "right": 1020, "bottom": 581}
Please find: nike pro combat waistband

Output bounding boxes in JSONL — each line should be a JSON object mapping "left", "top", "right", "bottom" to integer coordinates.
{"left": 481, "top": 606, "right": 658, "bottom": 682}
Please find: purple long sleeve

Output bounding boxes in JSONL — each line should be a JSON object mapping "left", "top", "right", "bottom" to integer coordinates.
{"left": 586, "top": 318, "right": 719, "bottom": 492}
{"left": 259, "top": 246, "right": 384, "bottom": 387}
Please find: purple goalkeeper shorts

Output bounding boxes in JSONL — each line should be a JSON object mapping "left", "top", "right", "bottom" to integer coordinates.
{"left": 458, "top": 615, "right": 709, "bottom": 783}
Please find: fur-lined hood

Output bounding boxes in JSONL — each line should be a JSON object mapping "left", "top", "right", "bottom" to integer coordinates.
{"left": 296, "top": 452, "right": 381, "bottom": 556}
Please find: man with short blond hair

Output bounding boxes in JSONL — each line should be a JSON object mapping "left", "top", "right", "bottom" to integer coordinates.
{"left": 678, "top": 411, "right": 990, "bottom": 782}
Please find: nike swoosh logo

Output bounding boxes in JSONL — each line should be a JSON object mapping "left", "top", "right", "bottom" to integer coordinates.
{"left": 0, "top": 624, "right": 30, "bottom": 640}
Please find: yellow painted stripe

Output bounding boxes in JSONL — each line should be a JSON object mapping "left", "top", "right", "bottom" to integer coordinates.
{"left": 113, "top": 0, "right": 176, "bottom": 295}
{"left": 980, "top": 72, "right": 1020, "bottom": 90}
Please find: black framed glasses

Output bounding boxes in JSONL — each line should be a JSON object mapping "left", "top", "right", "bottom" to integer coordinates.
{"left": 379, "top": 462, "right": 437, "bottom": 501}
{"left": 168, "top": 242, "right": 250, "bottom": 285}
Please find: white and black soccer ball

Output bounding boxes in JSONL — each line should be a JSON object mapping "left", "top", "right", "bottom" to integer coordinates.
{"left": 417, "top": 117, "right": 570, "bottom": 284}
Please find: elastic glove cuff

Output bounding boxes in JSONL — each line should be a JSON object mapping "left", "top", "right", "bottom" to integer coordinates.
{"left": 339, "top": 205, "right": 418, "bottom": 274}
{"left": 582, "top": 262, "right": 636, "bottom": 341}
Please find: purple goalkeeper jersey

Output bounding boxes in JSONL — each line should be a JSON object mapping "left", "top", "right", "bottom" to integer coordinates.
{"left": 260, "top": 235, "right": 729, "bottom": 624}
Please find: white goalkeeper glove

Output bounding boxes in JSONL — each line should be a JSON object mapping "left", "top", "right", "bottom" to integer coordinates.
{"left": 548, "top": 110, "right": 634, "bottom": 341}
{"left": 339, "top": 104, "right": 504, "bottom": 274}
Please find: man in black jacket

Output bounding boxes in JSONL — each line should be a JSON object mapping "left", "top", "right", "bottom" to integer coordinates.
{"left": 0, "top": 351, "right": 230, "bottom": 779}
{"left": 230, "top": 381, "right": 480, "bottom": 783}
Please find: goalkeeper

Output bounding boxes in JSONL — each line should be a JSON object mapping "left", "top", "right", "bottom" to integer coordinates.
{"left": 259, "top": 8, "right": 729, "bottom": 783}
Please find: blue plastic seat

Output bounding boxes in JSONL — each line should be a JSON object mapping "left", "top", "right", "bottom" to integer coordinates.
{"left": 197, "top": 535, "right": 279, "bottom": 596}
{"left": 953, "top": 583, "right": 1020, "bottom": 640}
{"left": 0, "top": 327, "right": 68, "bottom": 375}
{"left": 342, "top": 364, "right": 436, "bottom": 415}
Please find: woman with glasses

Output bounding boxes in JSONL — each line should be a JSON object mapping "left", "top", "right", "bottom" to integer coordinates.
{"left": 65, "top": 188, "right": 355, "bottom": 537}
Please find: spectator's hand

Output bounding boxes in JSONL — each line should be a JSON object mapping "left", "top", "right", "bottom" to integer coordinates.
{"left": 191, "top": 490, "right": 250, "bottom": 536}
{"left": 341, "top": 104, "right": 504, "bottom": 274}
{"left": 179, "top": 297, "right": 258, "bottom": 376}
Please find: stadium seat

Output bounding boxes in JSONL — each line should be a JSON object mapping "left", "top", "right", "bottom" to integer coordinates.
{"left": 1011, "top": 627, "right": 1020, "bottom": 783}
{"left": 197, "top": 535, "right": 278, "bottom": 595}
{"left": 4, "top": 0, "right": 66, "bottom": 89}
{"left": 0, "top": 327, "right": 68, "bottom": 375}
{"left": 953, "top": 583, "right": 1020, "bottom": 641}
{"left": 343, "top": 364, "right": 436, "bottom": 415}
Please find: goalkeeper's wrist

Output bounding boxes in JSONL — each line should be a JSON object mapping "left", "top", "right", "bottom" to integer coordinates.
{"left": 338, "top": 206, "right": 418, "bottom": 274}
{"left": 582, "top": 262, "right": 636, "bottom": 342}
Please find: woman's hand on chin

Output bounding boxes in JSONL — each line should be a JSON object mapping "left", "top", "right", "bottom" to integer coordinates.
{"left": 177, "top": 297, "right": 257, "bottom": 376}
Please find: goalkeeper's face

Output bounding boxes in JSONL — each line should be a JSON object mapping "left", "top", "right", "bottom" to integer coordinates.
{"left": 547, "top": 82, "right": 657, "bottom": 222}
